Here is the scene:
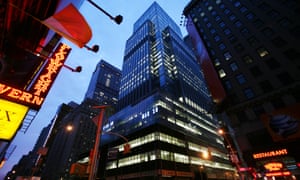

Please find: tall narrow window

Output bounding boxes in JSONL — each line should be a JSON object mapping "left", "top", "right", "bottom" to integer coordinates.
{"left": 243, "top": 55, "right": 253, "bottom": 64}
{"left": 230, "top": 62, "right": 238, "bottom": 72}
{"left": 218, "top": 69, "right": 226, "bottom": 78}
{"left": 224, "top": 52, "right": 232, "bottom": 60}
{"left": 244, "top": 88, "right": 255, "bottom": 99}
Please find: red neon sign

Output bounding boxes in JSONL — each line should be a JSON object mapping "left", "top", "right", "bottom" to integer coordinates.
{"left": 0, "top": 43, "right": 71, "bottom": 110}
{"left": 253, "top": 148, "right": 288, "bottom": 159}
{"left": 265, "top": 171, "right": 291, "bottom": 177}
{"left": 0, "top": 83, "right": 44, "bottom": 108}
{"left": 264, "top": 162, "right": 283, "bottom": 171}
{"left": 33, "top": 43, "right": 71, "bottom": 97}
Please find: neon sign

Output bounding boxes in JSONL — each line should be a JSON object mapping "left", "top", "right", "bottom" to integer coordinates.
{"left": 265, "top": 171, "right": 291, "bottom": 177}
{"left": 252, "top": 148, "right": 288, "bottom": 159}
{"left": 0, "top": 83, "right": 44, "bottom": 108}
{"left": 33, "top": 43, "right": 71, "bottom": 97}
{"left": 264, "top": 162, "right": 283, "bottom": 171}
{"left": 0, "top": 43, "right": 71, "bottom": 110}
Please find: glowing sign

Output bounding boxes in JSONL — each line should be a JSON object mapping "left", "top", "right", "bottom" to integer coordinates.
{"left": 265, "top": 171, "right": 291, "bottom": 177}
{"left": 33, "top": 43, "right": 71, "bottom": 97}
{"left": 0, "top": 99, "right": 29, "bottom": 141}
{"left": 252, "top": 149, "right": 288, "bottom": 159}
{"left": 0, "top": 43, "right": 71, "bottom": 110}
{"left": 0, "top": 83, "right": 44, "bottom": 108}
{"left": 264, "top": 162, "right": 283, "bottom": 171}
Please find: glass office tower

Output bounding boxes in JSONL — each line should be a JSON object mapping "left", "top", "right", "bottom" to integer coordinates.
{"left": 100, "top": 2, "right": 235, "bottom": 179}
{"left": 85, "top": 60, "right": 122, "bottom": 107}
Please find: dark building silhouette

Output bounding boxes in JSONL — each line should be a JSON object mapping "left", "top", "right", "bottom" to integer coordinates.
{"left": 5, "top": 102, "right": 77, "bottom": 180}
{"left": 99, "top": 2, "right": 235, "bottom": 179}
{"left": 6, "top": 60, "right": 121, "bottom": 179}
{"left": 0, "top": 0, "right": 86, "bottom": 172}
{"left": 85, "top": 60, "right": 122, "bottom": 107}
{"left": 40, "top": 60, "right": 121, "bottom": 180}
{"left": 184, "top": 0, "right": 300, "bottom": 178}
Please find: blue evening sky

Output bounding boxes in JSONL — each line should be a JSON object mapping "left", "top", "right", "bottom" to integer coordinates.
{"left": 0, "top": 0, "right": 189, "bottom": 177}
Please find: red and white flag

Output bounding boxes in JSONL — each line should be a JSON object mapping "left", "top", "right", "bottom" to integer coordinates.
{"left": 42, "top": 3, "right": 92, "bottom": 48}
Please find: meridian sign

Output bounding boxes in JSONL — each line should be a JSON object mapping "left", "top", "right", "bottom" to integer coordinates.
{"left": 0, "top": 43, "right": 71, "bottom": 110}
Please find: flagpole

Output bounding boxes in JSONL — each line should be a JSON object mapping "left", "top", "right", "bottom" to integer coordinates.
{"left": 86, "top": 0, "right": 123, "bottom": 25}
{"left": 8, "top": 2, "right": 99, "bottom": 53}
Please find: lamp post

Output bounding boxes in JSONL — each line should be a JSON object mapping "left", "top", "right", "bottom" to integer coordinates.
{"left": 218, "top": 129, "right": 243, "bottom": 180}
{"left": 88, "top": 105, "right": 109, "bottom": 180}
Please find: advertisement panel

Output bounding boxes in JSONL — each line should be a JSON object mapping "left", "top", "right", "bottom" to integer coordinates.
{"left": 0, "top": 43, "right": 71, "bottom": 110}
{"left": 186, "top": 16, "right": 226, "bottom": 104}
{"left": 260, "top": 103, "right": 300, "bottom": 142}
{"left": 0, "top": 98, "right": 29, "bottom": 141}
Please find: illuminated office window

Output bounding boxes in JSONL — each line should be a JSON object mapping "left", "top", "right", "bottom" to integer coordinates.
{"left": 218, "top": 69, "right": 226, "bottom": 78}
{"left": 257, "top": 47, "right": 269, "bottom": 57}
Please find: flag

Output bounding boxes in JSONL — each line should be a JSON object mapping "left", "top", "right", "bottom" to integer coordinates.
{"left": 42, "top": 3, "right": 92, "bottom": 48}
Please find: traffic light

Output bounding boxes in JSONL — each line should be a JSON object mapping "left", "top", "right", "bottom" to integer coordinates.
{"left": 123, "top": 143, "right": 130, "bottom": 154}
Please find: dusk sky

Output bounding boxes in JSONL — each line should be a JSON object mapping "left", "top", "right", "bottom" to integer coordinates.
{"left": 0, "top": 0, "right": 189, "bottom": 178}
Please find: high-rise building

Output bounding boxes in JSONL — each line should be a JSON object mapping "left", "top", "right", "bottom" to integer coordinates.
{"left": 5, "top": 101, "right": 78, "bottom": 179}
{"left": 85, "top": 60, "right": 122, "bottom": 107}
{"left": 39, "top": 60, "right": 121, "bottom": 180}
{"left": 100, "top": 2, "right": 235, "bottom": 179}
{"left": 184, "top": 0, "right": 300, "bottom": 178}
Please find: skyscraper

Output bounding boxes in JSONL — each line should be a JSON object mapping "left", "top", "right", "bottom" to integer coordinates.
{"left": 184, "top": 0, "right": 300, "bottom": 178}
{"left": 5, "top": 59, "right": 122, "bottom": 179}
{"left": 39, "top": 60, "right": 121, "bottom": 179}
{"left": 85, "top": 60, "right": 122, "bottom": 107}
{"left": 100, "top": 2, "right": 234, "bottom": 179}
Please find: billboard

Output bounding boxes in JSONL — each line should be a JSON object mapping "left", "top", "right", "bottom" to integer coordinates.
{"left": 260, "top": 103, "right": 300, "bottom": 142}
{"left": 0, "top": 98, "right": 29, "bottom": 141}
{"left": 0, "top": 43, "right": 71, "bottom": 110}
{"left": 186, "top": 16, "right": 226, "bottom": 104}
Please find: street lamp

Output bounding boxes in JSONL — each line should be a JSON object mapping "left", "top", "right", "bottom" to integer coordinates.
{"left": 218, "top": 128, "right": 243, "bottom": 180}
{"left": 88, "top": 105, "right": 109, "bottom": 180}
